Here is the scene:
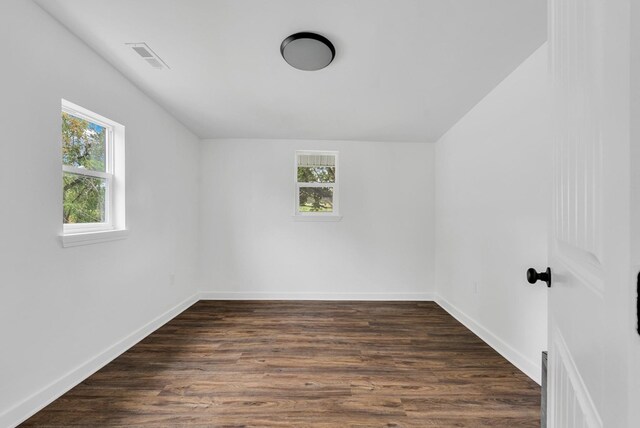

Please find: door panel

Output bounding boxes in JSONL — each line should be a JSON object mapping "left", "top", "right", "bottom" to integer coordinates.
{"left": 548, "top": 0, "right": 631, "bottom": 426}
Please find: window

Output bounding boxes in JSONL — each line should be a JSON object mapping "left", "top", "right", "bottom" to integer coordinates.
{"left": 295, "top": 151, "right": 339, "bottom": 217}
{"left": 61, "top": 100, "right": 125, "bottom": 243}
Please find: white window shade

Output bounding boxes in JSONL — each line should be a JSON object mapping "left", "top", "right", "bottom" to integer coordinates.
{"left": 297, "top": 153, "right": 336, "bottom": 167}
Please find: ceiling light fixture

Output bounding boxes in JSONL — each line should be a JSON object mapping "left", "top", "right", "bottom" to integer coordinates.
{"left": 280, "top": 32, "right": 335, "bottom": 71}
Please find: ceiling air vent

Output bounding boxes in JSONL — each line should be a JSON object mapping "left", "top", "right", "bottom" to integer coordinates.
{"left": 126, "top": 42, "right": 170, "bottom": 70}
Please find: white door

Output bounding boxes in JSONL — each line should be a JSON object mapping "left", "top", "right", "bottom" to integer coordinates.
{"left": 631, "top": 1, "right": 640, "bottom": 425}
{"left": 547, "top": 0, "right": 636, "bottom": 426}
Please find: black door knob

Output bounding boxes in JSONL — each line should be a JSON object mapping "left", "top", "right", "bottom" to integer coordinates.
{"left": 527, "top": 267, "right": 551, "bottom": 287}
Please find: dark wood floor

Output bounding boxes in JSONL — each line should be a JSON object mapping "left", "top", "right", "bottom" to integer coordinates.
{"left": 22, "top": 301, "right": 540, "bottom": 427}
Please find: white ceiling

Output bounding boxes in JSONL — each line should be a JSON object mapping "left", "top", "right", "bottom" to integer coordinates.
{"left": 36, "top": 0, "right": 546, "bottom": 142}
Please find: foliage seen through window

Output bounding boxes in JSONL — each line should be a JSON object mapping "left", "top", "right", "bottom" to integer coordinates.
{"left": 62, "top": 112, "right": 108, "bottom": 224}
{"left": 297, "top": 166, "right": 335, "bottom": 212}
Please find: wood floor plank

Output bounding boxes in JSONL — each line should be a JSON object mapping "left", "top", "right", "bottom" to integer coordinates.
{"left": 21, "top": 301, "right": 540, "bottom": 427}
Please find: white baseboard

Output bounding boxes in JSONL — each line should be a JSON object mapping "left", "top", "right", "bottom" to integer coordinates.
{"left": 198, "top": 291, "right": 437, "bottom": 301}
{"left": 435, "top": 294, "right": 541, "bottom": 384}
{"left": 0, "top": 293, "right": 199, "bottom": 428}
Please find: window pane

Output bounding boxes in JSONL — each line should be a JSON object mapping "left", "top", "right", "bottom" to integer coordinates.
{"left": 297, "top": 166, "right": 335, "bottom": 183}
{"left": 298, "top": 187, "right": 333, "bottom": 212}
{"left": 63, "top": 172, "right": 107, "bottom": 224}
{"left": 62, "top": 112, "right": 107, "bottom": 172}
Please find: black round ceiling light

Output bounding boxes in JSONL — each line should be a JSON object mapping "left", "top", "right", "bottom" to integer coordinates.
{"left": 280, "top": 32, "right": 335, "bottom": 71}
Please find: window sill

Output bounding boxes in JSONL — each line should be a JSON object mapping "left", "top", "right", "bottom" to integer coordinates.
{"left": 292, "top": 215, "right": 342, "bottom": 222}
{"left": 61, "top": 229, "right": 129, "bottom": 248}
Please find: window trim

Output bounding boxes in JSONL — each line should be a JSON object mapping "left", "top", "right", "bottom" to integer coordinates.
{"left": 294, "top": 150, "right": 340, "bottom": 218}
{"left": 61, "top": 100, "right": 126, "bottom": 243}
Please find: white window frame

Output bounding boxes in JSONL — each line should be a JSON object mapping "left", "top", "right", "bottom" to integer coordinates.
{"left": 294, "top": 150, "right": 340, "bottom": 218}
{"left": 61, "top": 100, "right": 126, "bottom": 245}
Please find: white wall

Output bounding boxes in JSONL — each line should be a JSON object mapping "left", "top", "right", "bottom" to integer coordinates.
{"left": 0, "top": 1, "right": 200, "bottom": 425}
{"left": 435, "top": 44, "right": 549, "bottom": 382}
{"left": 199, "top": 139, "right": 435, "bottom": 299}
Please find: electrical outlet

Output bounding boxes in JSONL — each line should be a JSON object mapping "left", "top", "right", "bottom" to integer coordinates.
{"left": 169, "top": 273, "right": 176, "bottom": 286}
